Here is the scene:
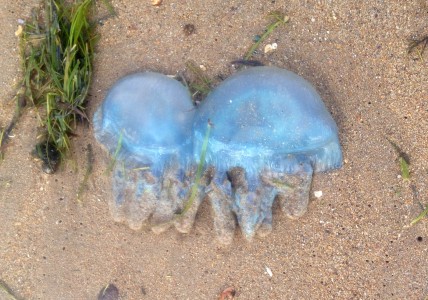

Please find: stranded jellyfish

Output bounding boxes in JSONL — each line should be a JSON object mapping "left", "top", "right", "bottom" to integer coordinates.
{"left": 192, "top": 66, "right": 342, "bottom": 243}
{"left": 93, "top": 72, "right": 196, "bottom": 233}
{"left": 94, "top": 67, "right": 343, "bottom": 243}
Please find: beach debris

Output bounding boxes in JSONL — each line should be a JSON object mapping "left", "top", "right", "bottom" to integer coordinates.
{"left": 408, "top": 35, "right": 428, "bottom": 61}
{"left": 0, "top": 280, "right": 19, "bottom": 300}
{"left": 410, "top": 205, "right": 428, "bottom": 226}
{"left": 264, "top": 42, "right": 277, "bottom": 53}
{"left": 183, "top": 23, "right": 196, "bottom": 36}
{"left": 33, "top": 141, "right": 61, "bottom": 174}
{"left": 14, "top": 25, "right": 23, "bottom": 37}
{"left": 314, "top": 190, "right": 323, "bottom": 198}
{"left": 386, "top": 138, "right": 411, "bottom": 181}
{"left": 77, "top": 144, "right": 94, "bottom": 201}
{"left": 185, "top": 60, "right": 213, "bottom": 103}
{"left": 12, "top": 0, "right": 96, "bottom": 172}
{"left": 98, "top": 284, "right": 119, "bottom": 300}
{"left": 244, "top": 12, "right": 289, "bottom": 60}
{"left": 218, "top": 287, "right": 236, "bottom": 300}
{"left": 265, "top": 266, "right": 273, "bottom": 277}
{"left": 230, "top": 59, "right": 264, "bottom": 67}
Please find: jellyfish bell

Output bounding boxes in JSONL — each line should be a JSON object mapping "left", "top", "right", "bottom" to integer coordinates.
{"left": 94, "top": 72, "right": 194, "bottom": 173}
{"left": 193, "top": 66, "right": 342, "bottom": 242}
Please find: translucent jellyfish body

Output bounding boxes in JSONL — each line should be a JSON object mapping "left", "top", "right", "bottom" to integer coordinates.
{"left": 193, "top": 66, "right": 342, "bottom": 242}
{"left": 94, "top": 72, "right": 196, "bottom": 232}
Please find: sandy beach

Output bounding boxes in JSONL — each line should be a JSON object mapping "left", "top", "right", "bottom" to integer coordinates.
{"left": 0, "top": 1, "right": 427, "bottom": 299}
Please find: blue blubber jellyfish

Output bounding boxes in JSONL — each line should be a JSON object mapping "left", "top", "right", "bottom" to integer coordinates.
{"left": 193, "top": 66, "right": 342, "bottom": 243}
{"left": 93, "top": 72, "right": 196, "bottom": 233}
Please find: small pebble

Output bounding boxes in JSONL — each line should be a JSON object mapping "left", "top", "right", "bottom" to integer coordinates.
{"left": 98, "top": 284, "right": 119, "bottom": 300}
{"left": 265, "top": 266, "right": 273, "bottom": 277}
{"left": 15, "top": 25, "right": 23, "bottom": 37}
{"left": 314, "top": 190, "right": 323, "bottom": 198}
{"left": 151, "top": 0, "right": 162, "bottom": 6}
{"left": 219, "top": 287, "right": 236, "bottom": 300}
{"left": 264, "top": 43, "right": 277, "bottom": 53}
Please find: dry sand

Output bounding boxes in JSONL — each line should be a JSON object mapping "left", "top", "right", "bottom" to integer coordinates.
{"left": 1, "top": 0, "right": 427, "bottom": 299}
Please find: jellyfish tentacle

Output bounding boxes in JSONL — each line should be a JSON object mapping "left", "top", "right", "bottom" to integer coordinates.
{"left": 257, "top": 181, "right": 278, "bottom": 238}
{"left": 128, "top": 169, "right": 158, "bottom": 230}
{"left": 151, "top": 162, "right": 185, "bottom": 233}
{"left": 257, "top": 171, "right": 279, "bottom": 237}
{"left": 257, "top": 210, "right": 273, "bottom": 238}
{"left": 229, "top": 167, "right": 277, "bottom": 240}
{"left": 173, "top": 187, "right": 204, "bottom": 234}
{"left": 111, "top": 162, "right": 158, "bottom": 230}
{"left": 275, "top": 162, "right": 313, "bottom": 219}
{"left": 205, "top": 168, "right": 236, "bottom": 244}
{"left": 228, "top": 167, "right": 259, "bottom": 240}
{"left": 174, "top": 166, "right": 207, "bottom": 234}
{"left": 110, "top": 162, "right": 127, "bottom": 223}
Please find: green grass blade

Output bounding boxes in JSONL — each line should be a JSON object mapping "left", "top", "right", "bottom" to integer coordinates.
{"left": 101, "top": 0, "right": 116, "bottom": 16}
{"left": 107, "top": 131, "right": 124, "bottom": 173}
{"left": 244, "top": 12, "right": 289, "bottom": 60}
{"left": 410, "top": 204, "right": 428, "bottom": 226}
{"left": 386, "top": 138, "right": 411, "bottom": 181}
{"left": 181, "top": 121, "right": 212, "bottom": 215}
{"left": 68, "top": 0, "right": 92, "bottom": 48}
{"left": 399, "top": 157, "right": 410, "bottom": 181}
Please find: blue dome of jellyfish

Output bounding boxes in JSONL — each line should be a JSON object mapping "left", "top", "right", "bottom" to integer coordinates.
{"left": 193, "top": 66, "right": 342, "bottom": 242}
{"left": 94, "top": 72, "right": 193, "bottom": 174}
{"left": 94, "top": 72, "right": 196, "bottom": 232}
